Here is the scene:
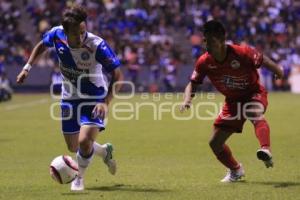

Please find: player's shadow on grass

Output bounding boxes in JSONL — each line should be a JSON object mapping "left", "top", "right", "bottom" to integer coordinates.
{"left": 87, "top": 184, "right": 171, "bottom": 193}
{"left": 61, "top": 192, "right": 90, "bottom": 196}
{"left": 251, "top": 181, "right": 300, "bottom": 188}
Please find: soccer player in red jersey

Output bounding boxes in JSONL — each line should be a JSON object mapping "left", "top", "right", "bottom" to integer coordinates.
{"left": 180, "top": 20, "right": 284, "bottom": 182}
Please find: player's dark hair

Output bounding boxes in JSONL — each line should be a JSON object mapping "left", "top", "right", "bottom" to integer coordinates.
{"left": 203, "top": 20, "right": 226, "bottom": 41}
{"left": 62, "top": 5, "right": 87, "bottom": 32}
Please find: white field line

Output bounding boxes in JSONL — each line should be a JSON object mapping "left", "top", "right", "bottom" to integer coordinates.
{"left": 2, "top": 98, "right": 50, "bottom": 111}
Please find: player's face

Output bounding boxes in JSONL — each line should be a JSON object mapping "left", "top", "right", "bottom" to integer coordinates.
{"left": 66, "top": 22, "right": 87, "bottom": 48}
{"left": 203, "top": 35, "right": 223, "bottom": 55}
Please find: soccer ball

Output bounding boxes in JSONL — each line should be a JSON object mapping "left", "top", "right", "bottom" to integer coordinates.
{"left": 49, "top": 155, "right": 78, "bottom": 184}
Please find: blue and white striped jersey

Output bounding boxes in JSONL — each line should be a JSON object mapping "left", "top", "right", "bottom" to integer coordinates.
{"left": 43, "top": 25, "right": 121, "bottom": 100}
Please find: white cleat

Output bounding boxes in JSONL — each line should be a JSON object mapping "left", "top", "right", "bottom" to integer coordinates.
{"left": 257, "top": 148, "right": 273, "bottom": 168}
{"left": 71, "top": 176, "right": 84, "bottom": 191}
{"left": 103, "top": 143, "right": 117, "bottom": 175}
{"left": 221, "top": 164, "right": 245, "bottom": 183}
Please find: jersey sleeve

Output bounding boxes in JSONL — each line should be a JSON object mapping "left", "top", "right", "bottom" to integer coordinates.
{"left": 190, "top": 56, "right": 207, "bottom": 84}
{"left": 95, "top": 41, "right": 121, "bottom": 72}
{"left": 244, "top": 45, "right": 263, "bottom": 68}
{"left": 42, "top": 26, "right": 59, "bottom": 47}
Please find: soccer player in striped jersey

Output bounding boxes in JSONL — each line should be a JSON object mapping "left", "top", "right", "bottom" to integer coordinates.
{"left": 17, "top": 5, "right": 123, "bottom": 191}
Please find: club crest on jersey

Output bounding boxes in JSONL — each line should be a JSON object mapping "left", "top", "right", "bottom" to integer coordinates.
{"left": 231, "top": 60, "right": 240, "bottom": 69}
{"left": 81, "top": 51, "right": 90, "bottom": 60}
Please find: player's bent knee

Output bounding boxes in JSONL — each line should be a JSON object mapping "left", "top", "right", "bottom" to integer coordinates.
{"left": 209, "top": 139, "right": 223, "bottom": 153}
{"left": 209, "top": 139, "right": 215, "bottom": 148}
{"left": 78, "top": 139, "right": 93, "bottom": 154}
{"left": 209, "top": 129, "right": 232, "bottom": 153}
{"left": 245, "top": 104, "right": 265, "bottom": 121}
{"left": 246, "top": 111, "right": 262, "bottom": 119}
{"left": 248, "top": 114, "right": 265, "bottom": 124}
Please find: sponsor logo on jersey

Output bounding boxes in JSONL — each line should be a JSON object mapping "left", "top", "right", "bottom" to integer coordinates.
{"left": 60, "top": 64, "right": 88, "bottom": 83}
{"left": 222, "top": 75, "right": 249, "bottom": 89}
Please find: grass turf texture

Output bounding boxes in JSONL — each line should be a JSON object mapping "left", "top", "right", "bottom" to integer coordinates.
{"left": 0, "top": 93, "right": 299, "bottom": 200}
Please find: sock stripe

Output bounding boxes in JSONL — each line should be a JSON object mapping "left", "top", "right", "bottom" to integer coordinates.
{"left": 78, "top": 147, "right": 94, "bottom": 159}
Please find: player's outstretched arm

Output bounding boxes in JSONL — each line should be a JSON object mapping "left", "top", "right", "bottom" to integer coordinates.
{"left": 16, "top": 40, "right": 47, "bottom": 84}
{"left": 262, "top": 55, "right": 284, "bottom": 79}
{"left": 180, "top": 81, "right": 198, "bottom": 113}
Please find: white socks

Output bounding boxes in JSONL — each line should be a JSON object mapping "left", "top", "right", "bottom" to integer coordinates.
{"left": 76, "top": 142, "right": 107, "bottom": 178}
{"left": 93, "top": 142, "right": 107, "bottom": 159}
{"left": 76, "top": 148, "right": 94, "bottom": 178}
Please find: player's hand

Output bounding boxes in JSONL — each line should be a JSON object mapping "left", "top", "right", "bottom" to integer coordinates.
{"left": 92, "top": 103, "right": 108, "bottom": 120}
{"left": 275, "top": 66, "right": 284, "bottom": 79}
{"left": 179, "top": 101, "right": 191, "bottom": 113}
{"left": 275, "top": 71, "right": 284, "bottom": 80}
{"left": 16, "top": 70, "right": 29, "bottom": 84}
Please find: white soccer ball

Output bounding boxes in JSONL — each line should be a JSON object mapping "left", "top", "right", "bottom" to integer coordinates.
{"left": 49, "top": 155, "right": 78, "bottom": 184}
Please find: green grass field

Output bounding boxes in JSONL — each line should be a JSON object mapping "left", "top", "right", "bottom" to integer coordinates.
{"left": 0, "top": 93, "right": 300, "bottom": 200}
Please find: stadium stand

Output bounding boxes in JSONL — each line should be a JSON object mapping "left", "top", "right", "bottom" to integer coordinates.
{"left": 2, "top": 0, "right": 300, "bottom": 92}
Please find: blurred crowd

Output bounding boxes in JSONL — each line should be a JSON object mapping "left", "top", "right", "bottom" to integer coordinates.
{"left": 1, "top": 0, "right": 300, "bottom": 93}
{"left": 0, "top": 0, "right": 32, "bottom": 66}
